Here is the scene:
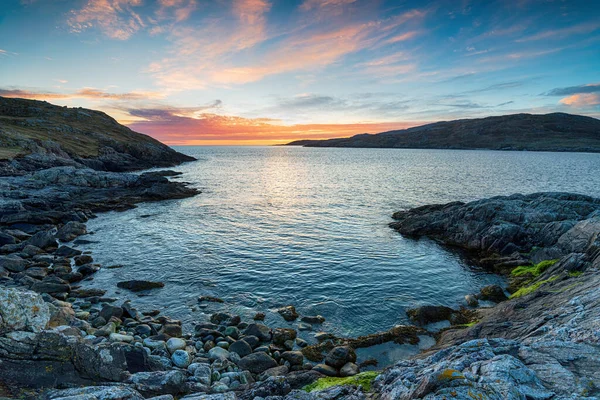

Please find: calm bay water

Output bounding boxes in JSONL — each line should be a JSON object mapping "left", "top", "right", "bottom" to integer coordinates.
{"left": 82, "top": 147, "right": 600, "bottom": 344}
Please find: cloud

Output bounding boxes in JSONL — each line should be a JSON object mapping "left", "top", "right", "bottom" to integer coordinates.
{"left": 545, "top": 83, "right": 600, "bottom": 96}
{"left": 277, "top": 94, "right": 344, "bottom": 109}
{"left": 385, "top": 30, "right": 419, "bottom": 44}
{"left": 559, "top": 94, "right": 600, "bottom": 108}
{"left": 0, "top": 87, "right": 164, "bottom": 101}
{"left": 300, "top": 0, "right": 357, "bottom": 11}
{"left": 126, "top": 106, "right": 420, "bottom": 145}
{"left": 148, "top": 6, "right": 426, "bottom": 90}
{"left": 68, "top": 0, "right": 196, "bottom": 40}
{"left": 516, "top": 22, "right": 600, "bottom": 42}
{"left": 462, "top": 81, "right": 525, "bottom": 94}
{"left": 68, "top": 0, "right": 145, "bottom": 40}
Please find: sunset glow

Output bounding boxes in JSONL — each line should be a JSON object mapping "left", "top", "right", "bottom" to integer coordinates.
{"left": 1, "top": 0, "right": 599, "bottom": 145}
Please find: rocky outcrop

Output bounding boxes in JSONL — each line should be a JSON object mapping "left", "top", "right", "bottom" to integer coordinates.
{"left": 287, "top": 112, "right": 600, "bottom": 153}
{"left": 380, "top": 192, "right": 600, "bottom": 399}
{"left": 390, "top": 192, "right": 600, "bottom": 269}
{"left": 0, "top": 96, "right": 195, "bottom": 175}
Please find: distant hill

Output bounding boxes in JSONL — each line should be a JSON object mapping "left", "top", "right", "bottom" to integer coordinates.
{"left": 0, "top": 96, "right": 195, "bottom": 174}
{"left": 287, "top": 113, "right": 600, "bottom": 152}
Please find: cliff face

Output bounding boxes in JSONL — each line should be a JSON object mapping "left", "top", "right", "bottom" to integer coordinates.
{"left": 287, "top": 113, "right": 600, "bottom": 152}
{"left": 0, "top": 97, "right": 195, "bottom": 175}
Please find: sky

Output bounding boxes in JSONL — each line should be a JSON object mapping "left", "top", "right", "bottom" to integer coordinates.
{"left": 0, "top": 0, "right": 599, "bottom": 145}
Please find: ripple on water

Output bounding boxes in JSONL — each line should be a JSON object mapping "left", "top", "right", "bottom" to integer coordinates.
{"left": 82, "top": 147, "right": 600, "bottom": 363}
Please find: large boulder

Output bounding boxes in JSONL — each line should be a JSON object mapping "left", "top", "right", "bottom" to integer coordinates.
{"left": 0, "top": 287, "right": 50, "bottom": 333}
{"left": 229, "top": 340, "right": 253, "bottom": 358}
{"left": 27, "top": 230, "right": 58, "bottom": 250}
{"left": 129, "top": 370, "right": 186, "bottom": 396}
{"left": 56, "top": 221, "right": 87, "bottom": 242}
{"left": 243, "top": 323, "right": 272, "bottom": 342}
{"left": 406, "top": 305, "right": 467, "bottom": 325}
{"left": 41, "top": 385, "right": 145, "bottom": 400}
{"left": 117, "top": 280, "right": 165, "bottom": 292}
{"left": 0, "top": 255, "right": 28, "bottom": 272}
{"left": 238, "top": 352, "right": 278, "bottom": 374}
{"left": 324, "top": 346, "right": 356, "bottom": 369}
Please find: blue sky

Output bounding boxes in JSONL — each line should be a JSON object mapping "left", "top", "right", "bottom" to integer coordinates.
{"left": 0, "top": 0, "right": 599, "bottom": 144}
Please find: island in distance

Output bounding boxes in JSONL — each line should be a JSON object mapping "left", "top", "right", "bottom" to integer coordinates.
{"left": 287, "top": 113, "right": 600, "bottom": 152}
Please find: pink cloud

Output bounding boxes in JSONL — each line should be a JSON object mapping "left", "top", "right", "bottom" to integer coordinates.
{"left": 516, "top": 22, "right": 600, "bottom": 42}
{"left": 149, "top": 7, "right": 426, "bottom": 90}
{"left": 128, "top": 110, "right": 420, "bottom": 145}
{"left": 560, "top": 94, "right": 600, "bottom": 107}
{"left": 0, "top": 87, "right": 164, "bottom": 101}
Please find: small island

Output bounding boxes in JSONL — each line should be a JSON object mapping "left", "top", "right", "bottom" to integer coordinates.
{"left": 287, "top": 113, "right": 600, "bottom": 153}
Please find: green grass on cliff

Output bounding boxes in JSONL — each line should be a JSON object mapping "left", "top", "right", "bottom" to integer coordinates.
{"left": 511, "top": 259, "right": 558, "bottom": 278}
{"left": 510, "top": 276, "right": 559, "bottom": 298}
{"left": 303, "top": 371, "right": 380, "bottom": 392}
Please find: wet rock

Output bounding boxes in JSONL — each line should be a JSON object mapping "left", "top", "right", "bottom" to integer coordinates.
{"left": 253, "top": 312, "right": 265, "bottom": 321}
{"left": 315, "top": 332, "right": 335, "bottom": 342}
{"left": 129, "top": 370, "right": 186, "bottom": 397}
{"left": 238, "top": 352, "right": 278, "bottom": 374}
{"left": 241, "top": 376, "right": 291, "bottom": 399}
{"left": 72, "top": 288, "right": 106, "bottom": 298}
{"left": 406, "top": 305, "right": 467, "bottom": 325}
{"left": 166, "top": 337, "right": 187, "bottom": 354}
{"left": 281, "top": 351, "right": 304, "bottom": 366}
{"left": 301, "top": 315, "right": 325, "bottom": 324}
{"left": 258, "top": 365, "right": 289, "bottom": 381}
{"left": 27, "top": 230, "right": 57, "bottom": 250}
{"left": 242, "top": 335, "right": 260, "bottom": 349}
{"left": 48, "top": 302, "right": 76, "bottom": 327}
{"left": 0, "top": 232, "right": 17, "bottom": 246}
{"left": 285, "top": 370, "right": 324, "bottom": 389}
{"left": 41, "top": 385, "right": 145, "bottom": 400}
{"left": 56, "top": 221, "right": 87, "bottom": 242}
{"left": 465, "top": 294, "right": 479, "bottom": 307}
{"left": 160, "top": 323, "right": 182, "bottom": 338}
{"left": 273, "top": 328, "right": 297, "bottom": 346}
{"left": 325, "top": 346, "right": 356, "bottom": 369}
{"left": 277, "top": 305, "right": 299, "bottom": 321}
{"left": 74, "top": 254, "right": 93, "bottom": 266}
{"left": 229, "top": 339, "right": 253, "bottom": 358}
{"left": 117, "top": 280, "right": 165, "bottom": 292}
{"left": 313, "top": 364, "right": 337, "bottom": 377}
{"left": 55, "top": 245, "right": 82, "bottom": 257}
{"left": 479, "top": 284, "right": 509, "bottom": 302}
{"left": 31, "top": 279, "right": 70, "bottom": 294}
{"left": 171, "top": 349, "right": 191, "bottom": 368}
{"left": 99, "top": 304, "right": 124, "bottom": 320}
{"left": 208, "top": 346, "right": 230, "bottom": 361}
{"left": 340, "top": 362, "right": 359, "bottom": 377}
{"left": 193, "top": 363, "right": 212, "bottom": 385}
{"left": 109, "top": 333, "right": 134, "bottom": 343}
{"left": 244, "top": 323, "right": 272, "bottom": 342}
{"left": 0, "top": 255, "right": 28, "bottom": 272}
{"left": 78, "top": 264, "right": 100, "bottom": 276}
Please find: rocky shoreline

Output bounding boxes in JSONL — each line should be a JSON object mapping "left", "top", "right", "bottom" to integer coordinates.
{"left": 1, "top": 144, "right": 599, "bottom": 398}
{"left": 1, "top": 161, "right": 433, "bottom": 399}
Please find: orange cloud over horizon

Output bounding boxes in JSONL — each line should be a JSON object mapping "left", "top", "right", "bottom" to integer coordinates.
{"left": 127, "top": 113, "right": 420, "bottom": 146}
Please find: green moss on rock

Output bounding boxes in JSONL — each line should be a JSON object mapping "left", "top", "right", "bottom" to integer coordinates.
{"left": 511, "top": 259, "right": 558, "bottom": 278}
{"left": 510, "top": 276, "right": 559, "bottom": 299}
{"left": 303, "top": 371, "right": 380, "bottom": 392}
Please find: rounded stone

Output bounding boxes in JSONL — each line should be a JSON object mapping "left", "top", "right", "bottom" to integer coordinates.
{"left": 208, "top": 346, "right": 230, "bottom": 361}
{"left": 171, "top": 349, "right": 191, "bottom": 368}
{"left": 229, "top": 340, "right": 253, "bottom": 358}
{"left": 166, "top": 337, "right": 187, "bottom": 354}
